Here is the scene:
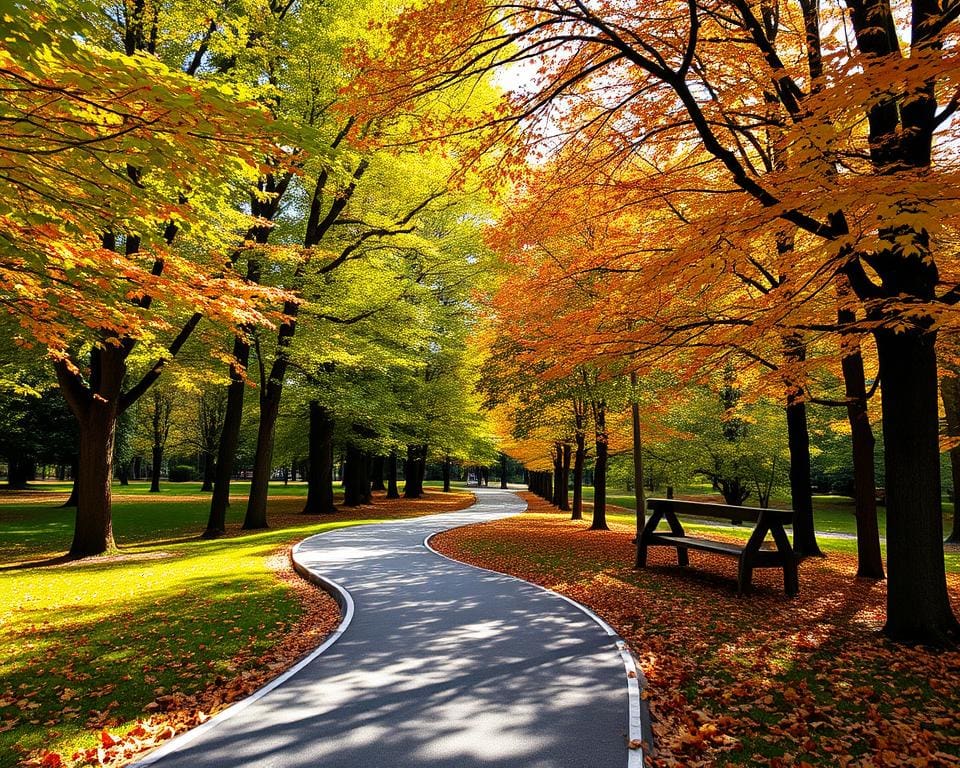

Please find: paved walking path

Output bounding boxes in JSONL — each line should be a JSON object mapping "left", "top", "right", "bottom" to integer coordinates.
{"left": 136, "top": 488, "right": 641, "bottom": 768}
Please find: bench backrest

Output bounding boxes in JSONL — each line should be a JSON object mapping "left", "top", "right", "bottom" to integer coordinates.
{"left": 647, "top": 498, "right": 794, "bottom": 525}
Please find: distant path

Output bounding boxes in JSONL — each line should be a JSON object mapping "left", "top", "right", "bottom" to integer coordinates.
{"left": 135, "top": 488, "right": 641, "bottom": 768}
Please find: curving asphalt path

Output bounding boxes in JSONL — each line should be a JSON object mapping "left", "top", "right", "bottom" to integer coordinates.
{"left": 134, "top": 488, "right": 643, "bottom": 768}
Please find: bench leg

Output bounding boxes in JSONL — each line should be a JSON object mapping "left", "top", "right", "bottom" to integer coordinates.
{"left": 676, "top": 546, "right": 689, "bottom": 567}
{"left": 637, "top": 543, "right": 648, "bottom": 568}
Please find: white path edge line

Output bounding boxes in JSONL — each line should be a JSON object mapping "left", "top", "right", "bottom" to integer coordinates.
{"left": 129, "top": 537, "right": 356, "bottom": 767}
{"left": 423, "top": 525, "right": 647, "bottom": 768}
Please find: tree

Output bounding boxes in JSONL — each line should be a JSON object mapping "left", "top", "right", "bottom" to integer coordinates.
{"left": 1, "top": 2, "right": 278, "bottom": 556}
{"left": 146, "top": 387, "right": 174, "bottom": 493}
{"left": 352, "top": 0, "right": 960, "bottom": 643}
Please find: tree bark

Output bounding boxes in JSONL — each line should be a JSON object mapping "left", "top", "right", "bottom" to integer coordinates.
{"left": 55, "top": 348, "right": 126, "bottom": 557}
{"left": 559, "top": 443, "right": 571, "bottom": 511}
{"left": 403, "top": 445, "right": 419, "bottom": 498}
{"left": 201, "top": 454, "right": 215, "bottom": 492}
{"left": 72, "top": 405, "right": 119, "bottom": 556}
{"left": 371, "top": 455, "right": 386, "bottom": 492}
{"left": 243, "top": 384, "right": 282, "bottom": 529}
{"left": 572, "top": 430, "right": 585, "bottom": 520}
{"left": 418, "top": 448, "right": 428, "bottom": 491}
{"left": 839, "top": 315, "right": 885, "bottom": 577}
{"left": 630, "top": 371, "right": 646, "bottom": 563}
{"left": 150, "top": 445, "right": 162, "bottom": 493}
{"left": 875, "top": 327, "right": 959, "bottom": 644}
{"left": 343, "top": 444, "right": 371, "bottom": 506}
{"left": 7, "top": 458, "right": 33, "bottom": 489}
{"left": 783, "top": 335, "right": 822, "bottom": 557}
{"left": 205, "top": 333, "right": 252, "bottom": 538}
{"left": 500, "top": 453, "right": 508, "bottom": 489}
{"left": 940, "top": 369, "right": 960, "bottom": 544}
{"left": 387, "top": 450, "right": 400, "bottom": 499}
{"left": 442, "top": 454, "right": 451, "bottom": 492}
{"left": 552, "top": 443, "right": 563, "bottom": 507}
{"left": 303, "top": 401, "right": 336, "bottom": 514}
{"left": 590, "top": 401, "right": 609, "bottom": 531}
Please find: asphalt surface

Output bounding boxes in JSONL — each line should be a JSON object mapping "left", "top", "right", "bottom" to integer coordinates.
{"left": 136, "top": 487, "right": 635, "bottom": 768}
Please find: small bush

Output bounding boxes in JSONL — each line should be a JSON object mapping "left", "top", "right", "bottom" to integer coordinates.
{"left": 168, "top": 465, "right": 198, "bottom": 482}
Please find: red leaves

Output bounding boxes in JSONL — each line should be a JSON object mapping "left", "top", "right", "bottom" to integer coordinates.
{"left": 99, "top": 729, "right": 117, "bottom": 748}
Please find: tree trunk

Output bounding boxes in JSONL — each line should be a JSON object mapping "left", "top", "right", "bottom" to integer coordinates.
{"left": 201, "top": 453, "right": 215, "bottom": 492}
{"left": 442, "top": 454, "right": 451, "bottom": 492}
{"left": 371, "top": 455, "right": 386, "bottom": 492}
{"left": 500, "top": 453, "right": 508, "bottom": 489}
{"left": 7, "top": 458, "right": 33, "bottom": 489}
{"left": 54, "top": 348, "right": 126, "bottom": 558}
{"left": 940, "top": 370, "right": 960, "bottom": 544}
{"left": 243, "top": 389, "right": 281, "bottom": 530}
{"left": 631, "top": 371, "right": 646, "bottom": 563}
{"left": 150, "top": 445, "right": 162, "bottom": 493}
{"left": 785, "top": 400, "right": 820, "bottom": 554}
{"left": 839, "top": 320, "right": 885, "bottom": 577}
{"left": 404, "top": 445, "right": 426, "bottom": 498}
{"left": 71, "top": 405, "right": 119, "bottom": 557}
{"left": 552, "top": 443, "right": 563, "bottom": 507}
{"left": 875, "top": 327, "right": 959, "bottom": 644}
{"left": 118, "top": 461, "right": 129, "bottom": 486}
{"left": 418, "top": 448, "right": 428, "bottom": 491}
{"left": 590, "top": 398, "right": 609, "bottom": 530}
{"left": 303, "top": 401, "right": 336, "bottom": 514}
{"left": 572, "top": 432, "right": 585, "bottom": 520}
{"left": 560, "top": 443, "right": 571, "bottom": 511}
{"left": 343, "top": 444, "right": 371, "bottom": 506}
{"left": 387, "top": 450, "right": 400, "bottom": 499}
{"left": 783, "top": 336, "right": 822, "bottom": 557}
{"left": 205, "top": 335, "right": 251, "bottom": 538}
{"left": 591, "top": 431, "right": 609, "bottom": 530}
{"left": 403, "top": 445, "right": 418, "bottom": 498}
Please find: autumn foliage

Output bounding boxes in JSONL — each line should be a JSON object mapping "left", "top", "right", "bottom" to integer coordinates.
{"left": 433, "top": 494, "right": 960, "bottom": 767}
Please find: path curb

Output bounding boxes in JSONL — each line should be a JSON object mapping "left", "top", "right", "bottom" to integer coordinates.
{"left": 129, "top": 539, "right": 356, "bottom": 767}
{"left": 424, "top": 517, "right": 653, "bottom": 768}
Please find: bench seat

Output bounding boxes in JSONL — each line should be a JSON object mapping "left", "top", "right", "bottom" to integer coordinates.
{"left": 638, "top": 499, "right": 799, "bottom": 596}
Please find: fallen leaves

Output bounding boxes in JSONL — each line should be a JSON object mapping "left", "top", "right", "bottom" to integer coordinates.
{"left": 432, "top": 492, "right": 960, "bottom": 768}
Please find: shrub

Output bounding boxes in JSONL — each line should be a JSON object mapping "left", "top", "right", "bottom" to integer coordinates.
{"left": 168, "top": 465, "right": 198, "bottom": 482}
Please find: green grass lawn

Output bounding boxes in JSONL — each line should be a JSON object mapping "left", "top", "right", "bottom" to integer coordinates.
{"left": 0, "top": 483, "right": 472, "bottom": 766}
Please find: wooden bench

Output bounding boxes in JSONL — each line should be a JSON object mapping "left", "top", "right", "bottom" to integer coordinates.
{"left": 637, "top": 498, "right": 799, "bottom": 596}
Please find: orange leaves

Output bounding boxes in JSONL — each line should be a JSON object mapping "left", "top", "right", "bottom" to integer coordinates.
{"left": 99, "top": 729, "right": 118, "bottom": 748}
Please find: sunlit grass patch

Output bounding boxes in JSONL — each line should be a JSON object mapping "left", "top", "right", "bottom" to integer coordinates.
{"left": 0, "top": 486, "right": 474, "bottom": 766}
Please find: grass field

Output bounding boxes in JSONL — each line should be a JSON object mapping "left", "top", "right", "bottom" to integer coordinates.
{"left": 0, "top": 481, "right": 474, "bottom": 766}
